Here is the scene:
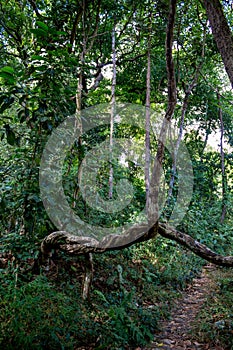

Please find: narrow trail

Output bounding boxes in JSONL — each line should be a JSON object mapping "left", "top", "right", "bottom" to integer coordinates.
{"left": 142, "top": 264, "right": 221, "bottom": 350}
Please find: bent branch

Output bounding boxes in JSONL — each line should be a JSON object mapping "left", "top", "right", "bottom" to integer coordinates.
{"left": 158, "top": 223, "right": 233, "bottom": 267}
{"left": 40, "top": 222, "right": 233, "bottom": 268}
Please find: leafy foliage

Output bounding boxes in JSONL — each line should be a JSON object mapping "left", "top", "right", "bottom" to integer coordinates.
{"left": 0, "top": 0, "right": 233, "bottom": 348}
{"left": 0, "top": 239, "right": 203, "bottom": 349}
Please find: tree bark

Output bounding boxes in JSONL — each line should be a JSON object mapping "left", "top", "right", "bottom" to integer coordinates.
{"left": 82, "top": 253, "right": 93, "bottom": 300}
{"left": 148, "top": 0, "right": 177, "bottom": 225}
{"left": 72, "top": 0, "right": 87, "bottom": 209}
{"left": 40, "top": 222, "right": 233, "bottom": 268}
{"left": 203, "top": 0, "right": 233, "bottom": 88}
{"left": 158, "top": 223, "right": 233, "bottom": 267}
{"left": 145, "top": 11, "right": 152, "bottom": 211}
{"left": 168, "top": 27, "right": 206, "bottom": 199}
{"left": 109, "top": 14, "right": 116, "bottom": 200}
{"left": 218, "top": 92, "right": 228, "bottom": 223}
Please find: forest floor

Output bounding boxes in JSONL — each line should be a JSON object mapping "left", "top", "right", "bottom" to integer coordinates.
{"left": 141, "top": 264, "right": 224, "bottom": 350}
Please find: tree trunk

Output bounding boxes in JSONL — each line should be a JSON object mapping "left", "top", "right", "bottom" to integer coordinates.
{"left": 145, "top": 11, "right": 152, "bottom": 212}
{"left": 203, "top": 0, "right": 233, "bottom": 88}
{"left": 109, "top": 15, "right": 116, "bottom": 200}
{"left": 72, "top": 0, "right": 87, "bottom": 209}
{"left": 218, "top": 92, "right": 228, "bottom": 223}
{"left": 200, "top": 119, "right": 211, "bottom": 162}
{"left": 168, "top": 27, "right": 206, "bottom": 199}
{"left": 82, "top": 253, "right": 93, "bottom": 300}
{"left": 148, "top": 0, "right": 177, "bottom": 225}
{"left": 167, "top": 85, "right": 194, "bottom": 199}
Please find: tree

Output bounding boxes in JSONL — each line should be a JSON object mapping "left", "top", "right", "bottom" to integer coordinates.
{"left": 1, "top": 0, "right": 233, "bottom": 293}
{"left": 39, "top": 0, "right": 233, "bottom": 273}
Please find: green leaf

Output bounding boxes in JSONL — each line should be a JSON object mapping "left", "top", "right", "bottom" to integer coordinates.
{"left": 94, "top": 290, "right": 109, "bottom": 304}
{"left": 31, "top": 55, "right": 46, "bottom": 61}
{"left": 35, "top": 65, "right": 48, "bottom": 71}
{"left": 0, "top": 72, "right": 15, "bottom": 84}
{"left": 0, "top": 66, "right": 14, "bottom": 74}
{"left": 36, "top": 21, "right": 49, "bottom": 31}
{"left": 56, "top": 31, "right": 67, "bottom": 36}
{"left": 31, "top": 28, "right": 48, "bottom": 37}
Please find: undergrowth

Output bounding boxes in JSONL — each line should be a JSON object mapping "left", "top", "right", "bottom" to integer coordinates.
{"left": 0, "top": 236, "right": 203, "bottom": 349}
{"left": 193, "top": 268, "right": 233, "bottom": 350}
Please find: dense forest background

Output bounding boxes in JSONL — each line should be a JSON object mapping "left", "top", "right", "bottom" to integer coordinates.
{"left": 0, "top": 0, "right": 233, "bottom": 349}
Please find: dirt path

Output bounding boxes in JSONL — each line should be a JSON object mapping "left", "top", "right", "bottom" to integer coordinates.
{"left": 142, "top": 264, "right": 221, "bottom": 350}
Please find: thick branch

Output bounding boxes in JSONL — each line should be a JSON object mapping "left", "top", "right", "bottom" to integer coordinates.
{"left": 40, "top": 222, "right": 233, "bottom": 268}
{"left": 158, "top": 223, "right": 233, "bottom": 267}
{"left": 40, "top": 222, "right": 152, "bottom": 260}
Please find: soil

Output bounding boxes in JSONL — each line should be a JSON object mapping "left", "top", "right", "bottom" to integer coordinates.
{"left": 140, "top": 264, "right": 224, "bottom": 350}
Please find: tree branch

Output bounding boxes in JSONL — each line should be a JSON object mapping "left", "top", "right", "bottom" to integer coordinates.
{"left": 27, "top": 0, "right": 44, "bottom": 18}
{"left": 69, "top": 7, "right": 83, "bottom": 53}
{"left": 86, "top": 0, "right": 101, "bottom": 54}
{"left": 158, "top": 223, "right": 233, "bottom": 267}
{"left": 39, "top": 221, "right": 233, "bottom": 268}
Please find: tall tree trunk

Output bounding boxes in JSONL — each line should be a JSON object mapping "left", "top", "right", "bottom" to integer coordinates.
{"left": 168, "top": 27, "right": 206, "bottom": 199}
{"left": 72, "top": 0, "right": 101, "bottom": 208}
{"left": 148, "top": 0, "right": 177, "bottom": 226}
{"left": 74, "top": 2, "right": 93, "bottom": 299}
{"left": 109, "top": 16, "right": 116, "bottom": 199}
{"left": 145, "top": 11, "right": 152, "bottom": 212}
{"left": 217, "top": 92, "right": 227, "bottom": 223}
{"left": 203, "top": 0, "right": 233, "bottom": 88}
{"left": 72, "top": 0, "right": 87, "bottom": 209}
